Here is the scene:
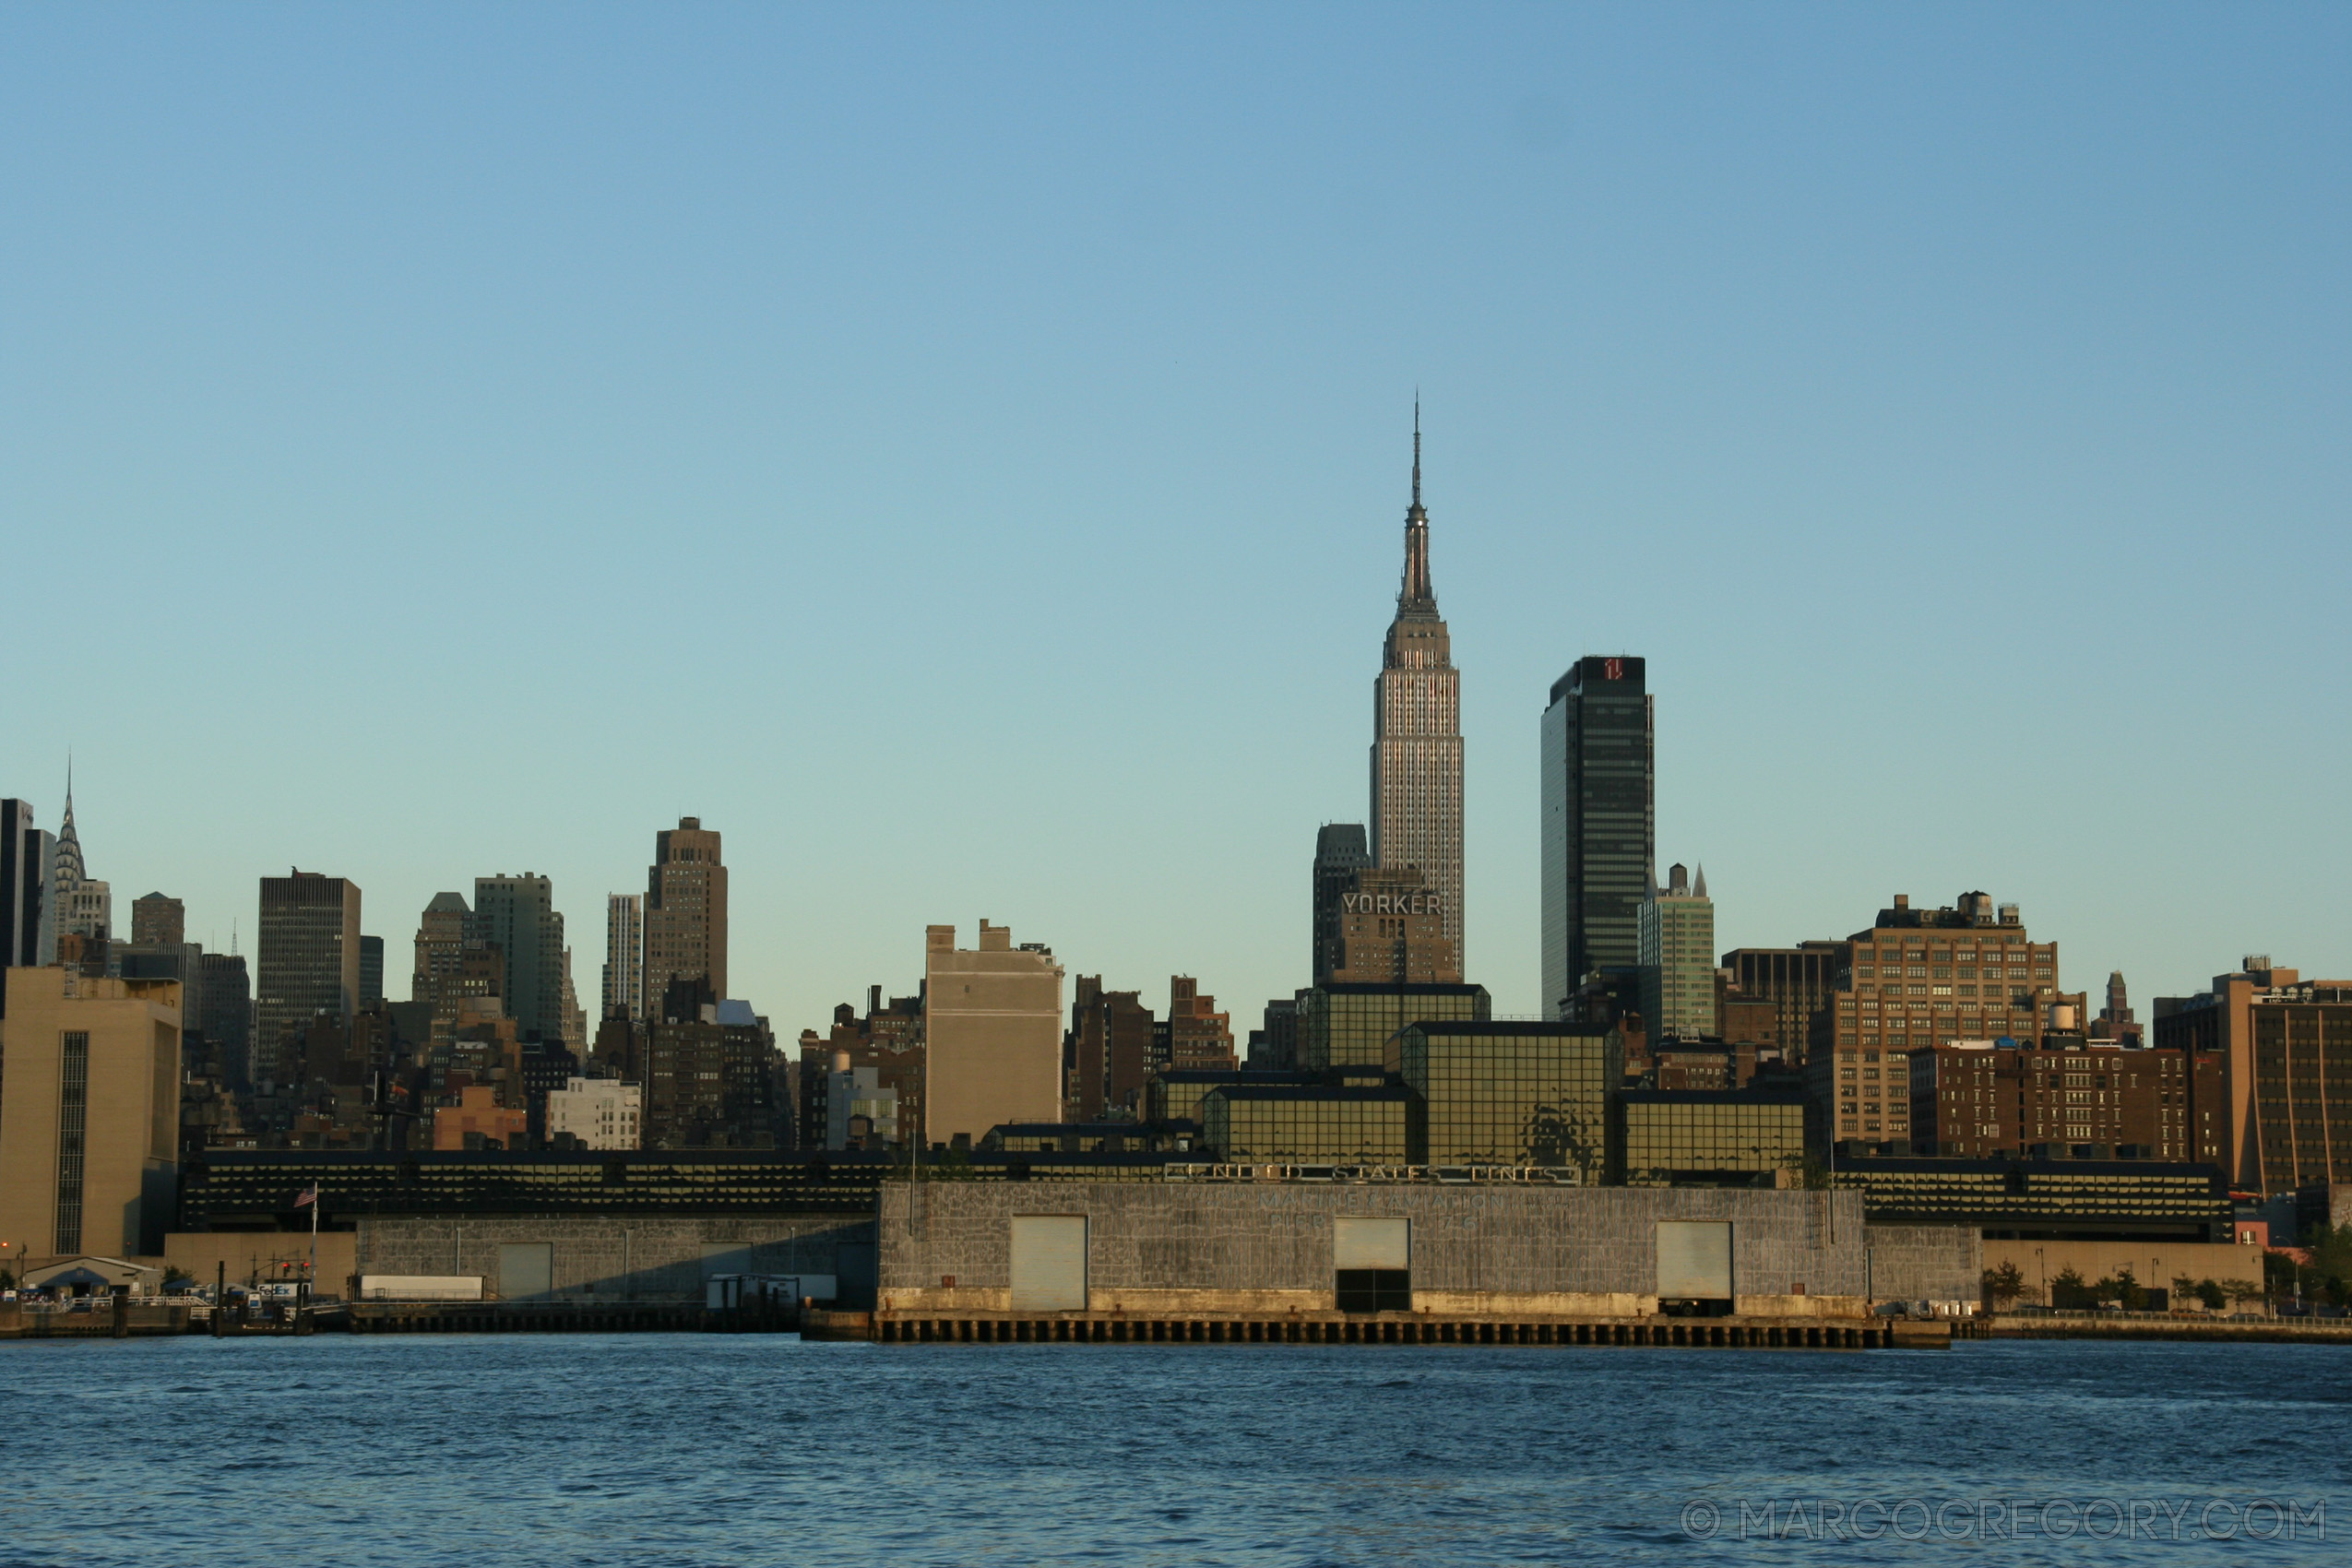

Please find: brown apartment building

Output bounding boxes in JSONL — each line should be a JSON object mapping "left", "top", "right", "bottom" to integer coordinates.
{"left": 1166, "top": 976, "right": 1238, "bottom": 1072}
{"left": 1910, "top": 1039, "right": 2221, "bottom": 1160}
{"left": 2155, "top": 959, "right": 2352, "bottom": 1194}
{"left": 1066, "top": 977, "right": 1155, "bottom": 1122}
{"left": 1804, "top": 892, "right": 2080, "bottom": 1151}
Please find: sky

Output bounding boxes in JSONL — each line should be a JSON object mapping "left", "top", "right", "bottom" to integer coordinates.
{"left": 4, "top": 3, "right": 2346, "bottom": 1034}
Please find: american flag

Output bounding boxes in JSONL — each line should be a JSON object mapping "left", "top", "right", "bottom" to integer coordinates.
{"left": 293, "top": 1184, "right": 317, "bottom": 1208}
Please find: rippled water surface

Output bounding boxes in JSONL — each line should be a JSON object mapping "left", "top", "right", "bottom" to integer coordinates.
{"left": 0, "top": 1334, "right": 2345, "bottom": 1565}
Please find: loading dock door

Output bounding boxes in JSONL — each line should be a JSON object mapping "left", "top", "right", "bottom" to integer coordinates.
{"left": 1656, "top": 1221, "right": 1733, "bottom": 1301}
{"left": 1009, "top": 1216, "right": 1087, "bottom": 1311}
{"left": 498, "top": 1242, "right": 553, "bottom": 1301}
{"left": 1334, "top": 1217, "right": 1410, "bottom": 1313}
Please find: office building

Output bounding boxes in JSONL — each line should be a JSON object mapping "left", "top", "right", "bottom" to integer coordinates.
{"left": 1638, "top": 862, "right": 1716, "bottom": 1042}
{"left": 470, "top": 874, "right": 565, "bottom": 1042}
{"left": 1324, "top": 866, "right": 1459, "bottom": 985}
{"left": 3, "top": 801, "right": 57, "bottom": 996}
{"left": 602, "top": 892, "right": 644, "bottom": 1020}
{"left": 645, "top": 816, "right": 727, "bottom": 1004}
{"left": 1297, "top": 981, "right": 1490, "bottom": 1072}
{"left": 254, "top": 870, "right": 361, "bottom": 1089}
{"left": 1367, "top": 414, "right": 1466, "bottom": 967}
{"left": 130, "top": 892, "right": 184, "bottom": 947}
{"left": 2154, "top": 960, "right": 2352, "bottom": 1193}
{"left": 1615, "top": 1089, "right": 1808, "bottom": 1186}
{"left": 198, "top": 951, "right": 251, "bottom": 1089}
{"left": 1540, "top": 655, "right": 1654, "bottom": 1018}
{"left": 545, "top": 1076, "right": 642, "bottom": 1150}
{"left": 359, "top": 935, "right": 385, "bottom": 1008}
{"left": 1067, "top": 977, "right": 1155, "bottom": 1122}
{"left": 1166, "top": 976, "right": 1237, "bottom": 1072}
{"left": 1390, "top": 1020, "right": 1619, "bottom": 1175}
{"left": 1252, "top": 993, "right": 1305, "bottom": 1070}
{"left": 0, "top": 968, "right": 182, "bottom": 1259}
{"left": 925, "top": 921, "right": 1063, "bottom": 1147}
{"left": 1908, "top": 1039, "right": 2211, "bottom": 1160}
{"left": 1311, "top": 825, "right": 1372, "bottom": 983}
{"left": 1199, "top": 1080, "right": 1414, "bottom": 1163}
{"left": 1717, "top": 943, "right": 1851, "bottom": 1063}
{"left": 412, "top": 891, "right": 469, "bottom": 1002}
{"left": 48, "top": 781, "right": 110, "bottom": 944}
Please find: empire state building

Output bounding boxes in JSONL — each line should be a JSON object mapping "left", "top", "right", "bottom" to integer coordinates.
{"left": 1368, "top": 412, "right": 1465, "bottom": 965}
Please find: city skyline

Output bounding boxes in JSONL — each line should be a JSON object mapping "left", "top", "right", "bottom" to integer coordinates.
{"left": 3, "top": 6, "right": 2346, "bottom": 1033}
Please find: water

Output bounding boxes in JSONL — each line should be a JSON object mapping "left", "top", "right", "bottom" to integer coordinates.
{"left": 0, "top": 1335, "right": 2344, "bottom": 1565}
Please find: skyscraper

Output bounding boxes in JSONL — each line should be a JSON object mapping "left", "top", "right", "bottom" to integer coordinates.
{"left": 603, "top": 892, "right": 644, "bottom": 1020}
{"left": 1540, "top": 656, "right": 1655, "bottom": 1018}
{"left": 359, "top": 935, "right": 386, "bottom": 1008}
{"left": 254, "top": 870, "right": 361, "bottom": 1088}
{"left": 469, "top": 873, "right": 565, "bottom": 1041}
{"left": 50, "top": 776, "right": 111, "bottom": 944}
{"left": 1638, "top": 862, "right": 1716, "bottom": 1042}
{"left": 1311, "top": 824, "right": 1371, "bottom": 983}
{"left": 646, "top": 817, "right": 727, "bottom": 1004}
{"left": 1, "top": 800, "right": 56, "bottom": 1007}
{"left": 1368, "top": 410, "right": 1465, "bottom": 967}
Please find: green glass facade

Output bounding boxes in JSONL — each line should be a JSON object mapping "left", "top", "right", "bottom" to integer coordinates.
{"left": 1298, "top": 982, "right": 1490, "bottom": 1071}
{"left": 1390, "top": 1021, "right": 1618, "bottom": 1176}
{"left": 1199, "top": 1086, "right": 1413, "bottom": 1162}
{"left": 1615, "top": 1090, "right": 1805, "bottom": 1185}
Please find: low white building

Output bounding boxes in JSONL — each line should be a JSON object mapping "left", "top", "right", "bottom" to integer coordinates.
{"left": 546, "top": 1075, "right": 641, "bottom": 1150}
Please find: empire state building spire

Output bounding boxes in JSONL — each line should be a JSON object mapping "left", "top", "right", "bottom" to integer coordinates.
{"left": 1399, "top": 400, "right": 1435, "bottom": 612}
{"left": 1369, "top": 404, "right": 1464, "bottom": 965}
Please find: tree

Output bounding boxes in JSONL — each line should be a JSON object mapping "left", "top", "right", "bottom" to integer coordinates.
{"left": 2218, "top": 1277, "right": 2266, "bottom": 1311}
{"left": 2049, "top": 1265, "right": 2092, "bottom": 1310}
{"left": 2195, "top": 1278, "right": 2227, "bottom": 1311}
{"left": 2083, "top": 1266, "right": 2147, "bottom": 1312}
{"left": 2171, "top": 1274, "right": 2196, "bottom": 1308}
{"left": 1982, "top": 1261, "right": 2025, "bottom": 1309}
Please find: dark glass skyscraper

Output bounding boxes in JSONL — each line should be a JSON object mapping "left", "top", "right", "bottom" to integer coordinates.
{"left": 1540, "top": 656, "right": 1654, "bottom": 1018}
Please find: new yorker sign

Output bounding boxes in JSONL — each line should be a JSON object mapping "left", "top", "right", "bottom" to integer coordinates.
{"left": 1341, "top": 891, "right": 1443, "bottom": 918}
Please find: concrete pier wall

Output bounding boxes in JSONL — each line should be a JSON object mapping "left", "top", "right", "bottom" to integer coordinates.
{"left": 352, "top": 1215, "right": 875, "bottom": 1303}
{"left": 879, "top": 1182, "right": 1903, "bottom": 1318}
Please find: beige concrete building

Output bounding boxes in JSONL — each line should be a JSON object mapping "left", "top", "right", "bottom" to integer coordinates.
{"left": 0, "top": 968, "right": 182, "bottom": 1262}
{"left": 645, "top": 817, "right": 727, "bottom": 1010}
{"left": 925, "top": 921, "right": 1063, "bottom": 1147}
{"left": 546, "top": 1075, "right": 642, "bottom": 1149}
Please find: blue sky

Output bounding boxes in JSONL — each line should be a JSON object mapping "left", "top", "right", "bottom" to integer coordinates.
{"left": 4, "top": 3, "right": 2346, "bottom": 1032}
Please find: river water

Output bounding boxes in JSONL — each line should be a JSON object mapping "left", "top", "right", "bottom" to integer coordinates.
{"left": 0, "top": 1334, "right": 2341, "bottom": 1565}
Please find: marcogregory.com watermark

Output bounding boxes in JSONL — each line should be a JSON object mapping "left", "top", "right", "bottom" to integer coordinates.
{"left": 1678, "top": 1497, "right": 2327, "bottom": 1543}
